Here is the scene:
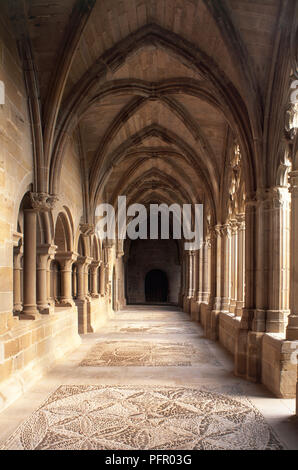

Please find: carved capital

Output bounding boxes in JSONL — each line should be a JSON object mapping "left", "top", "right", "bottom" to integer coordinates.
{"left": 80, "top": 223, "right": 95, "bottom": 236}
{"left": 37, "top": 244, "right": 57, "bottom": 267}
{"left": 236, "top": 213, "right": 245, "bottom": 231}
{"left": 30, "top": 192, "right": 58, "bottom": 211}
{"left": 214, "top": 224, "right": 223, "bottom": 238}
{"left": 257, "top": 187, "right": 290, "bottom": 208}
{"left": 229, "top": 219, "right": 238, "bottom": 234}
{"left": 77, "top": 255, "right": 92, "bottom": 267}
{"left": 245, "top": 192, "right": 257, "bottom": 208}
{"left": 289, "top": 170, "right": 298, "bottom": 194}
{"left": 221, "top": 224, "right": 231, "bottom": 238}
{"left": 55, "top": 251, "right": 77, "bottom": 269}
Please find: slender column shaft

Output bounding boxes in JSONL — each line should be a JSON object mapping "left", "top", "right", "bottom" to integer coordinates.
{"left": 77, "top": 261, "right": 86, "bottom": 301}
{"left": 91, "top": 262, "right": 100, "bottom": 297}
{"left": 100, "top": 262, "right": 105, "bottom": 296}
{"left": 22, "top": 209, "right": 39, "bottom": 317}
{"left": 208, "top": 229, "right": 216, "bottom": 309}
{"left": 187, "top": 252, "right": 194, "bottom": 297}
{"left": 267, "top": 187, "right": 290, "bottom": 333}
{"left": 287, "top": 171, "right": 298, "bottom": 340}
{"left": 229, "top": 221, "right": 237, "bottom": 313}
{"left": 13, "top": 247, "right": 23, "bottom": 313}
{"left": 56, "top": 252, "right": 77, "bottom": 306}
{"left": 213, "top": 225, "right": 223, "bottom": 311}
{"left": 37, "top": 254, "right": 49, "bottom": 310}
{"left": 72, "top": 266, "right": 77, "bottom": 298}
{"left": 235, "top": 214, "right": 245, "bottom": 316}
{"left": 221, "top": 224, "right": 231, "bottom": 312}
{"left": 196, "top": 247, "right": 203, "bottom": 302}
{"left": 201, "top": 241, "right": 210, "bottom": 303}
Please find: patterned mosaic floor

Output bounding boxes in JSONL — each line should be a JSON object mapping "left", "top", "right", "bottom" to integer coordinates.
{"left": 117, "top": 323, "right": 199, "bottom": 335}
{"left": 80, "top": 340, "right": 210, "bottom": 367}
{"left": 2, "top": 385, "right": 284, "bottom": 450}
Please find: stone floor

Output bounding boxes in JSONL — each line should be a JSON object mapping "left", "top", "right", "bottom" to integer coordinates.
{"left": 0, "top": 305, "right": 298, "bottom": 450}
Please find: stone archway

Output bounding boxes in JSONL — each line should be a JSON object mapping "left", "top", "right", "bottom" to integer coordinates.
{"left": 145, "top": 269, "right": 168, "bottom": 303}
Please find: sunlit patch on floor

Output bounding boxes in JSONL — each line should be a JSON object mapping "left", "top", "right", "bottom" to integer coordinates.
{"left": 1, "top": 385, "right": 284, "bottom": 450}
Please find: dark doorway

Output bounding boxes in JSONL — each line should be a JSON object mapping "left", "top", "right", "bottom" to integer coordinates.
{"left": 145, "top": 269, "right": 168, "bottom": 303}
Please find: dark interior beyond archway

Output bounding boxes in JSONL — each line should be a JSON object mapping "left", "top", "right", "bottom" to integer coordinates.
{"left": 145, "top": 269, "right": 168, "bottom": 303}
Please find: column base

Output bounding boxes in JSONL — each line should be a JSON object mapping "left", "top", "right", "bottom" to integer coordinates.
{"left": 183, "top": 297, "right": 192, "bottom": 314}
{"left": 57, "top": 299, "right": 75, "bottom": 308}
{"left": 266, "top": 309, "right": 290, "bottom": 333}
{"left": 20, "top": 307, "right": 41, "bottom": 320}
{"left": 234, "top": 328, "right": 249, "bottom": 378}
{"left": 37, "top": 304, "right": 55, "bottom": 315}
{"left": 235, "top": 300, "right": 244, "bottom": 317}
{"left": 190, "top": 299, "right": 200, "bottom": 321}
{"left": 207, "top": 310, "right": 220, "bottom": 341}
{"left": 286, "top": 314, "right": 298, "bottom": 340}
{"left": 229, "top": 300, "right": 236, "bottom": 314}
{"left": 75, "top": 299, "right": 92, "bottom": 334}
{"left": 91, "top": 293, "right": 100, "bottom": 299}
{"left": 246, "top": 331, "right": 264, "bottom": 382}
{"left": 252, "top": 309, "right": 266, "bottom": 332}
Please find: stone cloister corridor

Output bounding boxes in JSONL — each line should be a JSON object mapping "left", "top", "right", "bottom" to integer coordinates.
{"left": 1, "top": 0, "right": 298, "bottom": 452}
{"left": 0, "top": 305, "right": 297, "bottom": 450}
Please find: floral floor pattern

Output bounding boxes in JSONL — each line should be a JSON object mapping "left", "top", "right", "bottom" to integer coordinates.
{"left": 79, "top": 341, "right": 209, "bottom": 367}
{"left": 2, "top": 385, "right": 284, "bottom": 450}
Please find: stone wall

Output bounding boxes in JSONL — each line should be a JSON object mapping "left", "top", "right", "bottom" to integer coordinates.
{"left": 0, "top": 11, "right": 34, "bottom": 336}
{"left": 0, "top": 307, "right": 81, "bottom": 412}
{"left": 126, "top": 239, "right": 181, "bottom": 304}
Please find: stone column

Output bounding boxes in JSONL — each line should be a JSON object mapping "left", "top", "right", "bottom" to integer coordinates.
{"left": 55, "top": 252, "right": 77, "bottom": 306}
{"left": 37, "top": 244, "right": 57, "bottom": 314}
{"left": 229, "top": 220, "right": 238, "bottom": 314}
{"left": 287, "top": 171, "right": 298, "bottom": 340}
{"left": 84, "top": 257, "right": 92, "bottom": 299}
{"left": 267, "top": 187, "right": 290, "bottom": 333}
{"left": 75, "top": 255, "right": 92, "bottom": 333}
{"left": 212, "top": 225, "right": 223, "bottom": 313}
{"left": 22, "top": 209, "right": 39, "bottom": 318}
{"left": 209, "top": 225, "right": 223, "bottom": 340}
{"left": 72, "top": 265, "right": 77, "bottom": 299}
{"left": 100, "top": 262, "right": 105, "bottom": 296}
{"left": 221, "top": 224, "right": 231, "bottom": 313}
{"left": 207, "top": 228, "right": 216, "bottom": 309}
{"left": 90, "top": 261, "right": 100, "bottom": 298}
{"left": 13, "top": 243, "right": 23, "bottom": 314}
{"left": 116, "top": 250, "right": 125, "bottom": 308}
{"left": 235, "top": 195, "right": 257, "bottom": 378}
{"left": 76, "top": 256, "right": 88, "bottom": 301}
{"left": 184, "top": 251, "right": 195, "bottom": 312}
{"left": 200, "top": 242, "right": 207, "bottom": 304}
{"left": 253, "top": 190, "right": 270, "bottom": 333}
{"left": 196, "top": 246, "right": 203, "bottom": 303}
{"left": 235, "top": 214, "right": 245, "bottom": 317}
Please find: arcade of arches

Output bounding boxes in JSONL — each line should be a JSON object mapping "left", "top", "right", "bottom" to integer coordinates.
{"left": 0, "top": 0, "right": 298, "bottom": 448}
